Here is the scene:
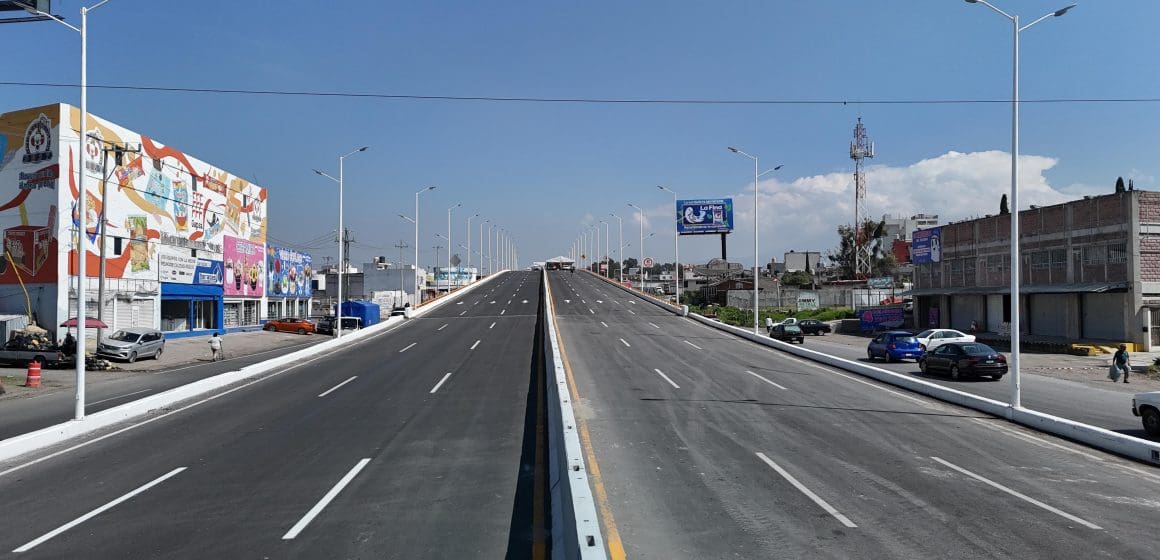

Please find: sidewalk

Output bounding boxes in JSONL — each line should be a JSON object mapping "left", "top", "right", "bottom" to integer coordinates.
{"left": 0, "top": 330, "right": 324, "bottom": 401}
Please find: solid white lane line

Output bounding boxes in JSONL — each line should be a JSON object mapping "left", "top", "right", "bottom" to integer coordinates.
{"left": 619, "top": 338, "right": 631, "bottom": 348}
{"left": 600, "top": 321, "right": 609, "bottom": 328}
{"left": 399, "top": 342, "right": 417, "bottom": 353}
{"left": 489, "top": 322, "right": 496, "bottom": 329}
{"left": 14, "top": 467, "right": 187, "bottom": 552}
{"left": 89, "top": 388, "right": 152, "bottom": 406}
{"left": 627, "top": 310, "right": 636, "bottom": 315}
{"left": 652, "top": 368, "right": 681, "bottom": 389}
{"left": 756, "top": 453, "right": 857, "bottom": 528}
{"left": 648, "top": 322, "right": 660, "bottom": 329}
{"left": 430, "top": 372, "right": 454, "bottom": 394}
{"left": 318, "top": 376, "right": 358, "bottom": 397}
{"left": 770, "top": 350, "right": 929, "bottom": 407}
{"left": 283, "top": 458, "right": 372, "bottom": 540}
{"left": 929, "top": 457, "right": 1102, "bottom": 529}
{"left": 471, "top": 340, "right": 481, "bottom": 350}
{"left": 745, "top": 370, "right": 788, "bottom": 390}
{"left": 459, "top": 310, "right": 467, "bottom": 316}
{"left": 684, "top": 340, "right": 703, "bottom": 350}
{"left": 501, "top": 309, "right": 507, "bottom": 315}
{"left": 437, "top": 323, "right": 448, "bottom": 331}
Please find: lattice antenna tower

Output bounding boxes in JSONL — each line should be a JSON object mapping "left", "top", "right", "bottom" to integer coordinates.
{"left": 849, "top": 117, "right": 875, "bottom": 279}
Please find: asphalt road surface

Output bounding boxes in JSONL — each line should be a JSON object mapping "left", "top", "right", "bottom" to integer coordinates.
{"left": 0, "top": 271, "right": 548, "bottom": 559}
{"left": 550, "top": 270, "right": 1160, "bottom": 559}
{"left": 800, "top": 334, "right": 1153, "bottom": 440}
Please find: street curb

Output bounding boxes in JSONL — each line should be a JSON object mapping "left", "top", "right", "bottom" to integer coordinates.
{"left": 584, "top": 270, "right": 1160, "bottom": 466}
{"left": 0, "top": 272, "right": 507, "bottom": 465}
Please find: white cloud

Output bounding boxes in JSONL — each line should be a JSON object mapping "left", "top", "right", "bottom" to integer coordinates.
{"left": 683, "top": 150, "right": 1101, "bottom": 265}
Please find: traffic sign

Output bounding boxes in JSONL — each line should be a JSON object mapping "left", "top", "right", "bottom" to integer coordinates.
{"left": 643, "top": 257, "right": 655, "bottom": 268}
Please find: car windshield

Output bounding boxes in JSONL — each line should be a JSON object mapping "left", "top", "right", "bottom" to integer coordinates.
{"left": 916, "top": 330, "right": 934, "bottom": 339}
{"left": 959, "top": 343, "right": 996, "bottom": 355}
{"left": 108, "top": 331, "right": 141, "bottom": 343}
{"left": 783, "top": 325, "right": 802, "bottom": 333}
{"left": 892, "top": 336, "right": 917, "bottom": 344}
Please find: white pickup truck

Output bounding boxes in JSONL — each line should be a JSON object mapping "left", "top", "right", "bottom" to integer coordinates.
{"left": 1131, "top": 391, "right": 1160, "bottom": 437}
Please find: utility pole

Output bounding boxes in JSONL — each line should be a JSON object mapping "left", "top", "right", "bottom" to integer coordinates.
{"left": 96, "top": 141, "right": 139, "bottom": 343}
{"left": 394, "top": 239, "right": 410, "bottom": 304}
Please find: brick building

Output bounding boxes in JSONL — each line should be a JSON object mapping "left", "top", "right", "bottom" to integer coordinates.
{"left": 911, "top": 190, "right": 1160, "bottom": 349}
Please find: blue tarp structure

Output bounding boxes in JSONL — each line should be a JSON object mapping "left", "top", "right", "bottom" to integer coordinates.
{"left": 334, "top": 301, "right": 381, "bottom": 328}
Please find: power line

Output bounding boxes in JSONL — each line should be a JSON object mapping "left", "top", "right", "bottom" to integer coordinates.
{"left": 3, "top": 80, "right": 1160, "bottom": 106}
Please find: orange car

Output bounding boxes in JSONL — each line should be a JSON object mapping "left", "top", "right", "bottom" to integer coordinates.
{"left": 264, "top": 317, "right": 315, "bottom": 335}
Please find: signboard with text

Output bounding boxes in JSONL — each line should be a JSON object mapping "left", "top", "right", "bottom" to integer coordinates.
{"left": 912, "top": 227, "right": 942, "bottom": 264}
{"left": 860, "top": 307, "right": 905, "bottom": 331}
{"left": 677, "top": 198, "right": 734, "bottom": 235}
{"left": 158, "top": 245, "right": 222, "bottom": 286}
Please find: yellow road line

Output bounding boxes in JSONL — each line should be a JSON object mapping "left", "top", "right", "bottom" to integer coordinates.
{"left": 547, "top": 273, "right": 627, "bottom": 560}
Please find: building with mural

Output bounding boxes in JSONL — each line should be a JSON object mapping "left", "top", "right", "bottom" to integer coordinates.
{"left": 266, "top": 245, "right": 312, "bottom": 319}
{"left": 0, "top": 103, "right": 290, "bottom": 341}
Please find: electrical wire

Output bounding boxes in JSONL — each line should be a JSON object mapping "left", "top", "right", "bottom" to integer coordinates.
{"left": 3, "top": 80, "right": 1160, "bottom": 105}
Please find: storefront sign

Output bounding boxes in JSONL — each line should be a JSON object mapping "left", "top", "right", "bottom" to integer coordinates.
{"left": 912, "top": 227, "right": 942, "bottom": 264}
{"left": 224, "top": 235, "right": 264, "bottom": 297}
{"left": 860, "top": 307, "right": 905, "bottom": 331}
{"left": 159, "top": 245, "right": 222, "bottom": 285}
{"left": 267, "top": 245, "right": 312, "bottom": 298}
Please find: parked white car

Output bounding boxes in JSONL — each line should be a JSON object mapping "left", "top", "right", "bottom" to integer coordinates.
{"left": 914, "top": 329, "right": 976, "bottom": 351}
{"left": 1131, "top": 391, "right": 1160, "bottom": 437}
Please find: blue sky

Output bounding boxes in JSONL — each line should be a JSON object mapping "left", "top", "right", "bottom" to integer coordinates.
{"left": 3, "top": 0, "right": 1159, "bottom": 269}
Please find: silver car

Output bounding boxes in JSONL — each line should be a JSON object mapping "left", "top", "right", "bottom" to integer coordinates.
{"left": 97, "top": 328, "right": 165, "bottom": 363}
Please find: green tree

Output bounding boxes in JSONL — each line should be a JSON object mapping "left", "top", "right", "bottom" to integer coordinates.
{"left": 827, "top": 218, "right": 895, "bottom": 280}
{"left": 1000, "top": 193, "right": 1009, "bottom": 214}
{"left": 1116, "top": 176, "right": 1126, "bottom": 193}
{"left": 781, "top": 270, "right": 814, "bottom": 288}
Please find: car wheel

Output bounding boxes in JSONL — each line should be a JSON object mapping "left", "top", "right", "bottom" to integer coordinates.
{"left": 297, "top": 328, "right": 306, "bottom": 335}
{"left": 886, "top": 352, "right": 895, "bottom": 363}
{"left": 128, "top": 351, "right": 137, "bottom": 363}
{"left": 989, "top": 374, "right": 1002, "bottom": 381}
{"left": 154, "top": 347, "right": 163, "bottom": 360}
{"left": 266, "top": 324, "right": 277, "bottom": 331}
{"left": 949, "top": 365, "right": 961, "bottom": 381}
{"left": 867, "top": 349, "right": 875, "bottom": 361}
{"left": 1143, "top": 407, "right": 1160, "bottom": 437}
{"left": 919, "top": 359, "right": 927, "bottom": 373}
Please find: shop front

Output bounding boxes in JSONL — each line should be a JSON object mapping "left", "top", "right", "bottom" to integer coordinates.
{"left": 158, "top": 246, "right": 224, "bottom": 337}
{"left": 223, "top": 235, "right": 265, "bottom": 330}
{"left": 266, "top": 245, "right": 313, "bottom": 319}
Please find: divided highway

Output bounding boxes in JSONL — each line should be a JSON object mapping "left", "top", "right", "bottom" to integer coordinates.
{"left": 549, "top": 271, "right": 1160, "bottom": 559}
{"left": 0, "top": 271, "right": 546, "bottom": 559}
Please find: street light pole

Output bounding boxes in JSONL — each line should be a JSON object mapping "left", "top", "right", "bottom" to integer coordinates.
{"left": 729, "top": 147, "right": 764, "bottom": 335}
{"left": 610, "top": 213, "right": 624, "bottom": 283}
{"left": 964, "top": 0, "right": 1076, "bottom": 411}
{"left": 313, "top": 146, "right": 367, "bottom": 341}
{"left": 658, "top": 186, "right": 681, "bottom": 303}
{"left": 466, "top": 213, "right": 478, "bottom": 281}
{"left": 447, "top": 203, "right": 460, "bottom": 291}
{"left": 488, "top": 223, "right": 495, "bottom": 275}
{"left": 413, "top": 186, "right": 435, "bottom": 306}
{"left": 628, "top": 203, "right": 645, "bottom": 287}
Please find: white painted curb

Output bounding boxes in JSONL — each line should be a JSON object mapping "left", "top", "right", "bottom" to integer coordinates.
{"left": 543, "top": 271, "right": 607, "bottom": 560}
{"left": 0, "top": 272, "right": 507, "bottom": 465}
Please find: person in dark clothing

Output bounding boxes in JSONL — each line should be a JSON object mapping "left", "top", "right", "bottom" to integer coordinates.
{"left": 61, "top": 332, "right": 77, "bottom": 357}
{"left": 1113, "top": 344, "right": 1130, "bottom": 383}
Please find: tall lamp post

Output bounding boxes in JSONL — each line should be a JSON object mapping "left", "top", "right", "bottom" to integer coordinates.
{"left": 446, "top": 203, "right": 460, "bottom": 290}
{"left": 964, "top": 0, "right": 1076, "bottom": 411}
{"left": 729, "top": 147, "right": 779, "bottom": 335}
{"left": 413, "top": 186, "right": 435, "bottom": 306}
{"left": 609, "top": 213, "right": 624, "bottom": 283}
{"left": 598, "top": 220, "right": 610, "bottom": 277}
{"left": 466, "top": 213, "right": 478, "bottom": 281}
{"left": 313, "top": 146, "right": 368, "bottom": 341}
{"left": 488, "top": 222, "right": 496, "bottom": 275}
{"left": 628, "top": 203, "right": 645, "bottom": 287}
{"left": 657, "top": 186, "right": 681, "bottom": 303}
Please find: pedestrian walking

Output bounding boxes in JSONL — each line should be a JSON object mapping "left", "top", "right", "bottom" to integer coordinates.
{"left": 1113, "top": 344, "right": 1130, "bottom": 383}
{"left": 765, "top": 316, "right": 775, "bottom": 336}
{"left": 208, "top": 332, "right": 223, "bottom": 362}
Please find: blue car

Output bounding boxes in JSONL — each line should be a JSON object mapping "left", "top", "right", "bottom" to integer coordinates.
{"left": 867, "top": 331, "right": 923, "bottom": 362}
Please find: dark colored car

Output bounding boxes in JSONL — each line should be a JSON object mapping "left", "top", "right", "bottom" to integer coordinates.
{"left": 770, "top": 324, "right": 805, "bottom": 344}
{"left": 867, "top": 331, "right": 923, "bottom": 362}
{"left": 919, "top": 342, "right": 1008, "bottom": 381}
{"left": 798, "top": 319, "right": 832, "bottom": 336}
{"left": 314, "top": 317, "right": 334, "bottom": 336}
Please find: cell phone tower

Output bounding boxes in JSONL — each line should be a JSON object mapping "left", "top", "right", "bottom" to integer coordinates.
{"left": 850, "top": 117, "right": 875, "bottom": 279}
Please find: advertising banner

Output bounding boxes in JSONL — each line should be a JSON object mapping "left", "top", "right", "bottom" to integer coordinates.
{"left": 224, "top": 235, "right": 264, "bottom": 297}
{"left": 860, "top": 307, "right": 905, "bottom": 331}
{"left": 159, "top": 245, "right": 223, "bottom": 285}
{"left": 267, "top": 245, "right": 313, "bottom": 298}
{"left": 867, "top": 276, "right": 894, "bottom": 289}
{"left": 911, "top": 227, "right": 942, "bottom": 264}
{"left": 677, "top": 198, "right": 733, "bottom": 235}
{"left": 0, "top": 107, "right": 60, "bottom": 284}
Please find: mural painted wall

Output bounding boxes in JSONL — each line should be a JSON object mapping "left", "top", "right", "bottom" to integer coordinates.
{"left": 224, "top": 235, "right": 264, "bottom": 297}
{"left": 267, "top": 246, "right": 312, "bottom": 298}
{"left": 0, "top": 105, "right": 61, "bottom": 285}
{"left": 52, "top": 104, "right": 268, "bottom": 282}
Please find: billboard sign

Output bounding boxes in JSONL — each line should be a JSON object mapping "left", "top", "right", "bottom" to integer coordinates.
{"left": 677, "top": 198, "right": 733, "bottom": 235}
{"left": 860, "top": 307, "right": 905, "bottom": 331}
{"left": 867, "top": 276, "right": 894, "bottom": 289}
{"left": 224, "top": 235, "right": 264, "bottom": 297}
{"left": 158, "top": 245, "right": 222, "bottom": 285}
{"left": 267, "top": 245, "right": 313, "bottom": 298}
{"left": 911, "top": 227, "right": 942, "bottom": 264}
